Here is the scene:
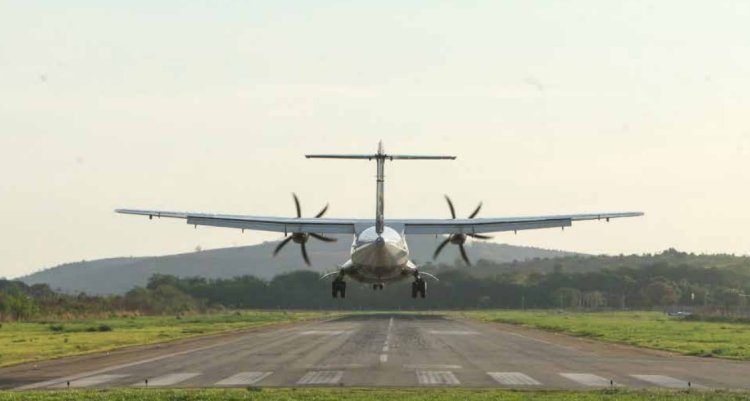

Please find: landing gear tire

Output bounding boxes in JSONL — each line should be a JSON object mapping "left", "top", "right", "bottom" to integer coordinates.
{"left": 332, "top": 279, "right": 346, "bottom": 299}
{"left": 412, "top": 279, "right": 426, "bottom": 298}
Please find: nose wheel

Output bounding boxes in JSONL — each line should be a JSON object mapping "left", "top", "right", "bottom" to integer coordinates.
{"left": 411, "top": 277, "right": 426, "bottom": 298}
{"left": 332, "top": 279, "right": 346, "bottom": 298}
{"left": 372, "top": 283, "right": 384, "bottom": 291}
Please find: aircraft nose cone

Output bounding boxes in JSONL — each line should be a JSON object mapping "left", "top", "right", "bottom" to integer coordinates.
{"left": 375, "top": 236, "right": 385, "bottom": 247}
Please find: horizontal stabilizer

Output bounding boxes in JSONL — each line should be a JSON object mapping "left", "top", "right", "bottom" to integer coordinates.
{"left": 305, "top": 154, "right": 455, "bottom": 160}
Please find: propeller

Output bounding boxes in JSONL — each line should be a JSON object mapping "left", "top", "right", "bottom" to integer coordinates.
{"left": 433, "top": 195, "right": 492, "bottom": 266}
{"left": 273, "top": 193, "right": 337, "bottom": 265}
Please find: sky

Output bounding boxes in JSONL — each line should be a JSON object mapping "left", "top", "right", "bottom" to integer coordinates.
{"left": 1, "top": 1, "right": 749, "bottom": 278}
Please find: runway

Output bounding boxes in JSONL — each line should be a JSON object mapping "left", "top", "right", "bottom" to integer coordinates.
{"left": 4, "top": 314, "right": 750, "bottom": 390}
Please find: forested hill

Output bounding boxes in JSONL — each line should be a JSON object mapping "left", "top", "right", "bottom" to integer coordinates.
{"left": 452, "top": 248, "right": 750, "bottom": 278}
{"left": 19, "top": 236, "right": 573, "bottom": 294}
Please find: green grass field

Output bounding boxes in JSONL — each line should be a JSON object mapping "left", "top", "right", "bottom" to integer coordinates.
{"left": 460, "top": 310, "right": 750, "bottom": 360}
{"left": 0, "top": 388, "right": 747, "bottom": 401}
{"left": 0, "top": 311, "right": 335, "bottom": 368}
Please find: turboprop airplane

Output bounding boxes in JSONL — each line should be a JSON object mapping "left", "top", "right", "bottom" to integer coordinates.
{"left": 116, "top": 142, "right": 643, "bottom": 299}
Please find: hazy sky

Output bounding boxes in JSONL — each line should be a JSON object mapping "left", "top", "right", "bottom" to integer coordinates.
{"left": 2, "top": 1, "right": 749, "bottom": 278}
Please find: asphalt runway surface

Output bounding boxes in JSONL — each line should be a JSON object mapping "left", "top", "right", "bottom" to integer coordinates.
{"left": 4, "top": 314, "right": 750, "bottom": 390}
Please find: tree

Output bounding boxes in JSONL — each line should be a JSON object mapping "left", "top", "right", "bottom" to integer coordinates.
{"left": 552, "top": 288, "right": 581, "bottom": 309}
{"left": 642, "top": 279, "right": 680, "bottom": 307}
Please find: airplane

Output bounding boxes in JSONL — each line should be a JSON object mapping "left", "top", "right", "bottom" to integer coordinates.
{"left": 116, "top": 142, "right": 643, "bottom": 299}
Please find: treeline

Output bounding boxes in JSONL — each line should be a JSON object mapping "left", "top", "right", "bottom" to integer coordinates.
{"left": 2, "top": 249, "right": 749, "bottom": 320}
{"left": 0, "top": 279, "right": 209, "bottom": 321}
{"left": 142, "top": 261, "right": 748, "bottom": 311}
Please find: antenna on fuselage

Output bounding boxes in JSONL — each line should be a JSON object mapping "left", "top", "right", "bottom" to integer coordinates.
{"left": 306, "top": 142, "right": 456, "bottom": 235}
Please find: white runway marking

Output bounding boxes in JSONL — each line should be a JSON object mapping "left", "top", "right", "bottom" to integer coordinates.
{"left": 134, "top": 373, "right": 200, "bottom": 387}
{"left": 560, "top": 373, "right": 613, "bottom": 387}
{"left": 405, "top": 364, "right": 463, "bottom": 370}
{"left": 378, "top": 317, "right": 394, "bottom": 363}
{"left": 52, "top": 374, "right": 129, "bottom": 388}
{"left": 631, "top": 374, "right": 705, "bottom": 389}
{"left": 488, "top": 372, "right": 541, "bottom": 386}
{"left": 299, "top": 330, "right": 349, "bottom": 336}
{"left": 15, "top": 333, "right": 255, "bottom": 391}
{"left": 297, "top": 370, "right": 344, "bottom": 385}
{"left": 416, "top": 370, "right": 460, "bottom": 385}
{"left": 427, "top": 330, "right": 479, "bottom": 335}
{"left": 215, "top": 372, "right": 272, "bottom": 386}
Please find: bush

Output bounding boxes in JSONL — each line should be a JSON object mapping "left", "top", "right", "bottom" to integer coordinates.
{"left": 49, "top": 324, "right": 65, "bottom": 332}
{"left": 85, "top": 324, "right": 113, "bottom": 332}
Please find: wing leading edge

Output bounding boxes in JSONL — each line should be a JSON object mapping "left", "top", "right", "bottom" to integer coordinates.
{"left": 116, "top": 209, "right": 642, "bottom": 235}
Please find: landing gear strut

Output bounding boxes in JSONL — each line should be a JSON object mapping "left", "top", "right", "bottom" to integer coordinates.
{"left": 332, "top": 278, "right": 346, "bottom": 298}
{"left": 412, "top": 277, "right": 426, "bottom": 298}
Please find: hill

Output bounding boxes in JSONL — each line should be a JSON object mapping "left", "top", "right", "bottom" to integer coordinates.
{"left": 19, "top": 236, "right": 574, "bottom": 294}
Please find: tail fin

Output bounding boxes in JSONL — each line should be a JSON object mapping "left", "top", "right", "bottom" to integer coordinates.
{"left": 306, "top": 142, "right": 455, "bottom": 234}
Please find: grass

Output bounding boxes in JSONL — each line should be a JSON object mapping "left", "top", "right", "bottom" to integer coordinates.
{"left": 459, "top": 310, "right": 750, "bottom": 360}
{"left": 0, "top": 311, "right": 336, "bottom": 368}
{"left": 0, "top": 388, "right": 748, "bottom": 401}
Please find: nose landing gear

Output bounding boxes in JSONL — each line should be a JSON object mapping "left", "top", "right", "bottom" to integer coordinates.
{"left": 332, "top": 278, "right": 346, "bottom": 298}
{"left": 372, "top": 283, "right": 384, "bottom": 290}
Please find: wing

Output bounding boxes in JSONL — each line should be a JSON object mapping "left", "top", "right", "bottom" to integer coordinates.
{"left": 395, "top": 212, "right": 643, "bottom": 235}
{"left": 115, "top": 209, "right": 365, "bottom": 234}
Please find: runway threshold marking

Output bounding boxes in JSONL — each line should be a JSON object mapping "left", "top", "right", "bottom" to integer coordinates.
{"left": 631, "top": 374, "right": 705, "bottom": 389}
{"left": 299, "top": 330, "right": 350, "bottom": 336}
{"left": 14, "top": 325, "right": 281, "bottom": 391}
{"left": 487, "top": 372, "right": 541, "bottom": 386}
{"left": 51, "top": 374, "right": 129, "bottom": 388}
{"left": 416, "top": 370, "right": 460, "bottom": 385}
{"left": 133, "top": 372, "right": 201, "bottom": 387}
{"left": 427, "top": 330, "right": 479, "bottom": 335}
{"left": 215, "top": 372, "right": 273, "bottom": 386}
{"left": 560, "top": 373, "right": 613, "bottom": 387}
{"left": 405, "top": 364, "right": 463, "bottom": 370}
{"left": 297, "top": 370, "right": 344, "bottom": 385}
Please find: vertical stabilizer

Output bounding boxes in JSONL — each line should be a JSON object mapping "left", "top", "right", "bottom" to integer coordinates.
{"left": 375, "top": 141, "right": 385, "bottom": 234}
{"left": 305, "top": 143, "right": 455, "bottom": 235}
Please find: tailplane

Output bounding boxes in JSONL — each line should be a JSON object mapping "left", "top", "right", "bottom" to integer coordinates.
{"left": 306, "top": 142, "right": 455, "bottom": 234}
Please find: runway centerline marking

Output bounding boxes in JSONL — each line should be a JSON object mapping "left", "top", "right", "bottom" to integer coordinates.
{"left": 297, "top": 370, "right": 344, "bottom": 385}
{"left": 416, "top": 370, "right": 460, "bottom": 385}
{"left": 215, "top": 372, "right": 272, "bottom": 386}
{"left": 379, "top": 317, "right": 394, "bottom": 364}
{"left": 560, "top": 373, "right": 613, "bottom": 387}
{"left": 631, "top": 374, "right": 706, "bottom": 389}
{"left": 488, "top": 372, "right": 541, "bottom": 386}
{"left": 51, "top": 374, "right": 129, "bottom": 388}
{"left": 133, "top": 372, "right": 200, "bottom": 387}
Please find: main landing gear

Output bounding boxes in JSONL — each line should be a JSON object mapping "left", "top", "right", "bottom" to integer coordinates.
{"left": 412, "top": 276, "right": 426, "bottom": 298}
{"left": 372, "top": 283, "right": 384, "bottom": 291}
{"left": 332, "top": 278, "right": 346, "bottom": 299}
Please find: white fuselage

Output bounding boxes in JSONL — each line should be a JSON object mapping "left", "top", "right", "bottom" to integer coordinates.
{"left": 342, "top": 226, "right": 416, "bottom": 284}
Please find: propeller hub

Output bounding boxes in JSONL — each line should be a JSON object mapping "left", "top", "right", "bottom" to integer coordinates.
{"left": 272, "top": 193, "right": 337, "bottom": 266}
{"left": 449, "top": 233, "right": 467, "bottom": 245}
{"left": 292, "top": 232, "right": 308, "bottom": 244}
